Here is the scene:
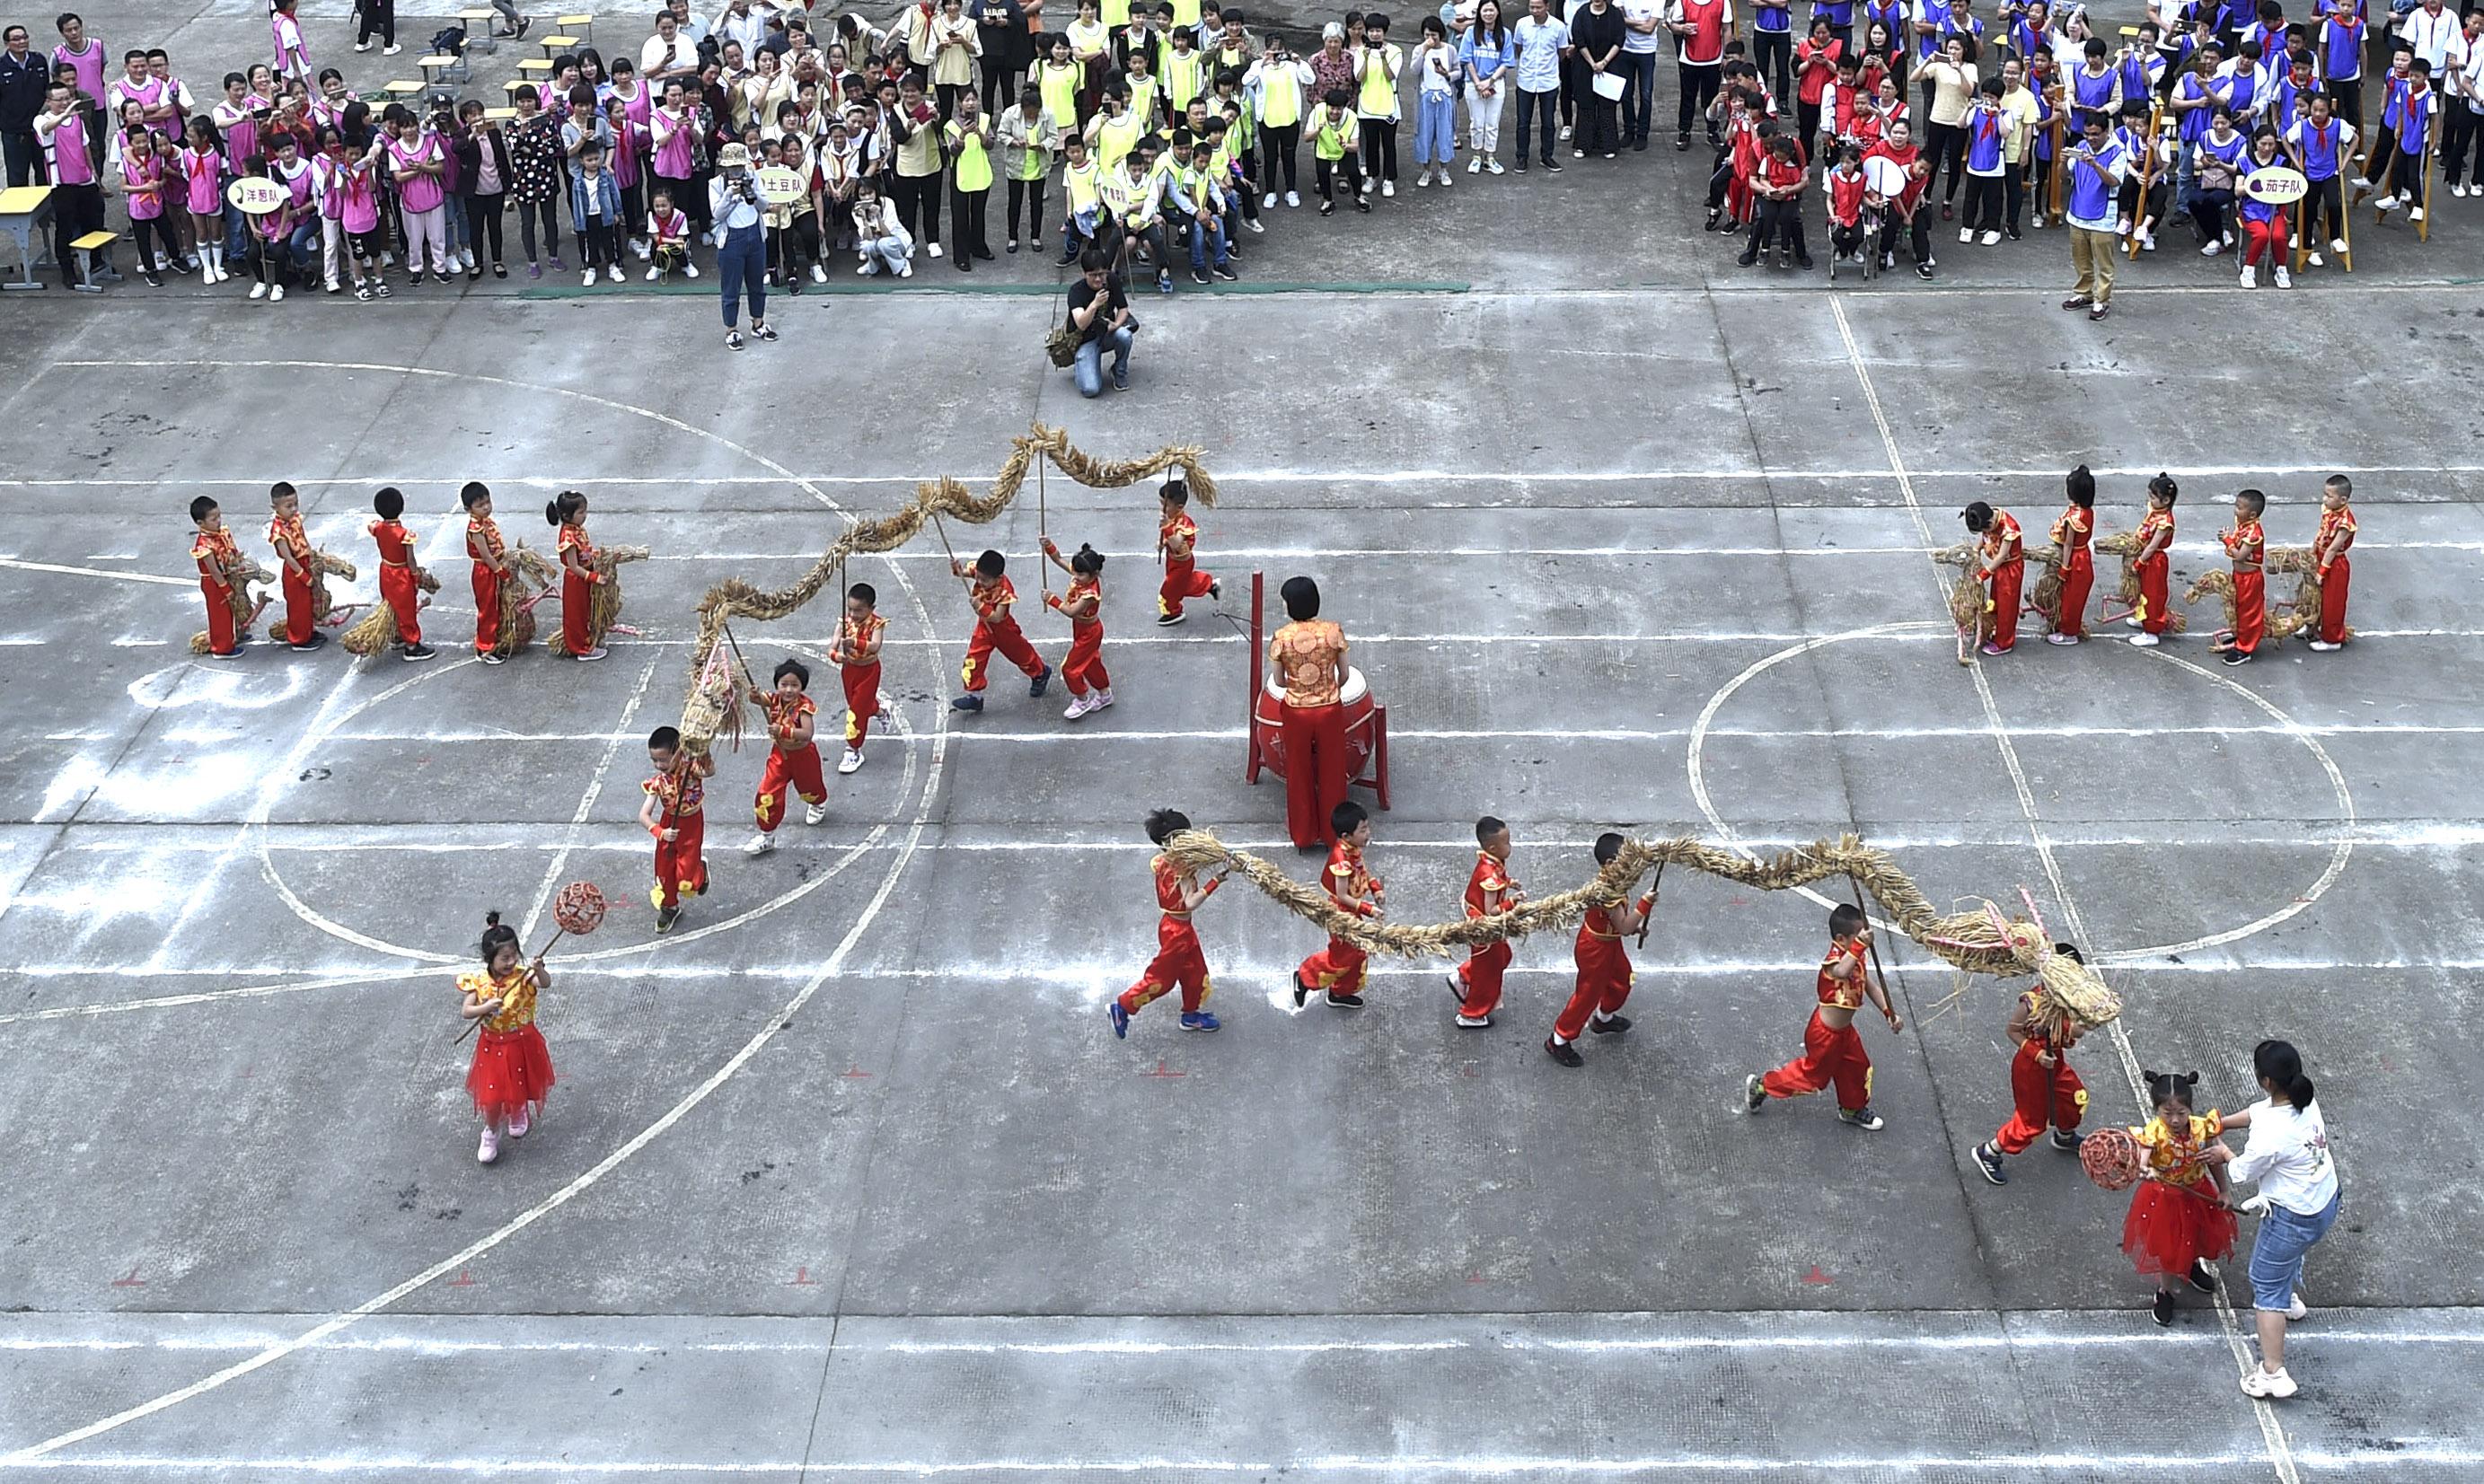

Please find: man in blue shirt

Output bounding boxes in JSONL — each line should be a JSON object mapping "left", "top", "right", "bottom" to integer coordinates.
{"left": 2061, "top": 114, "right": 2127, "bottom": 321}
{"left": 1512, "top": 0, "right": 1572, "bottom": 170}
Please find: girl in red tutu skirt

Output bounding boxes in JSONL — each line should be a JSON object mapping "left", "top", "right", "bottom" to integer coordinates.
{"left": 2122, "top": 1069, "right": 2239, "bottom": 1326}
{"left": 460, "top": 911, "right": 555, "bottom": 1166}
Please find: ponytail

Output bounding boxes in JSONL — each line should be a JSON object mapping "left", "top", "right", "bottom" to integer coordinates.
{"left": 2253, "top": 1039, "right": 2316, "bottom": 1109}
{"left": 546, "top": 489, "right": 587, "bottom": 528}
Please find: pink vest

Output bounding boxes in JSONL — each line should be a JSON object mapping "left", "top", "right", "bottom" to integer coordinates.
{"left": 217, "top": 104, "right": 260, "bottom": 173}
{"left": 390, "top": 134, "right": 445, "bottom": 212}
{"left": 615, "top": 83, "right": 653, "bottom": 127}
{"left": 653, "top": 107, "right": 697, "bottom": 179}
{"left": 49, "top": 122, "right": 93, "bottom": 185}
{"left": 272, "top": 13, "right": 308, "bottom": 65}
{"left": 610, "top": 119, "right": 644, "bottom": 187}
{"left": 180, "top": 146, "right": 221, "bottom": 214}
{"left": 120, "top": 154, "right": 163, "bottom": 218}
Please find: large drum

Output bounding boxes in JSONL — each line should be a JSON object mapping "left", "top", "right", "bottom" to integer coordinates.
{"left": 1252, "top": 666, "right": 1378, "bottom": 781}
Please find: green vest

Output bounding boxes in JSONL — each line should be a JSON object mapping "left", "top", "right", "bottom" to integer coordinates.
{"left": 1096, "top": 109, "right": 1143, "bottom": 171}
{"left": 1163, "top": 48, "right": 1205, "bottom": 112}
{"left": 947, "top": 121, "right": 992, "bottom": 191}
{"left": 1313, "top": 106, "right": 1348, "bottom": 160}
{"left": 1259, "top": 66, "right": 1302, "bottom": 128}
{"left": 1038, "top": 61, "right": 1081, "bottom": 131}
{"left": 1357, "top": 43, "right": 1401, "bottom": 119}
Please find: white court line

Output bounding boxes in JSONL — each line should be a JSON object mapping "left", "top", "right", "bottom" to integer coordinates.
{"left": 0, "top": 557, "right": 189, "bottom": 587}
{"left": 1830, "top": 298, "right": 2300, "bottom": 1484}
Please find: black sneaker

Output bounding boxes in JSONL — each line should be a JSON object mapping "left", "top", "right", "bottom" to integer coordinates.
{"left": 1327, "top": 992, "right": 1364, "bottom": 1008}
{"left": 1029, "top": 665, "right": 1052, "bottom": 698}
{"left": 1355, "top": 197, "right": 1371, "bottom": 212}
{"left": 1676, "top": 131, "right": 1691, "bottom": 150}
{"left": 1837, "top": 1105, "right": 1885, "bottom": 1130}
{"left": 753, "top": 321, "right": 778, "bottom": 342}
{"left": 2151, "top": 1290, "right": 2176, "bottom": 1327}
{"left": 1736, "top": 249, "right": 1759, "bottom": 267}
{"left": 2189, "top": 1260, "right": 2218, "bottom": 1295}
{"left": 143, "top": 271, "right": 163, "bottom": 287}
{"left": 401, "top": 643, "right": 436, "bottom": 662}
{"left": 1586, "top": 1014, "right": 1631, "bottom": 1035}
{"left": 1795, "top": 254, "right": 1815, "bottom": 270}
{"left": 1292, "top": 972, "right": 1312, "bottom": 1009}
{"left": 1973, "top": 1141, "right": 2008, "bottom": 1185}
{"left": 1213, "top": 264, "right": 1237, "bottom": 281}
{"left": 1320, "top": 200, "right": 1335, "bottom": 215}
{"left": 288, "top": 632, "right": 329, "bottom": 652}
{"left": 2222, "top": 649, "right": 2253, "bottom": 666}
{"left": 1544, "top": 1036, "right": 1585, "bottom": 1068}
{"left": 726, "top": 329, "right": 744, "bottom": 350}
{"left": 1543, "top": 158, "right": 1562, "bottom": 173}
{"left": 1191, "top": 268, "right": 1209, "bottom": 285}
{"left": 1915, "top": 263, "right": 1935, "bottom": 280}
{"left": 2049, "top": 1128, "right": 2082, "bottom": 1152}
{"left": 656, "top": 904, "right": 681, "bottom": 935}
{"left": 1704, "top": 209, "right": 1722, "bottom": 233}
{"left": 480, "top": 650, "right": 506, "bottom": 664}
{"left": 206, "top": 647, "right": 245, "bottom": 662}
{"left": 1633, "top": 136, "right": 1648, "bottom": 152}
{"left": 949, "top": 692, "right": 984, "bottom": 712}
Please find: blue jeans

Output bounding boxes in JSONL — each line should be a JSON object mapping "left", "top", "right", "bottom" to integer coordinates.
{"left": 717, "top": 220, "right": 765, "bottom": 328}
{"left": 223, "top": 198, "right": 249, "bottom": 260}
{"left": 2249, "top": 1189, "right": 2340, "bottom": 1311}
{"left": 284, "top": 217, "right": 319, "bottom": 269}
{"left": 1073, "top": 325, "right": 1133, "bottom": 397}
{"left": 1414, "top": 91, "right": 1457, "bottom": 164}
{"left": 1619, "top": 50, "right": 1660, "bottom": 142}
{"left": 1185, "top": 214, "right": 1227, "bottom": 270}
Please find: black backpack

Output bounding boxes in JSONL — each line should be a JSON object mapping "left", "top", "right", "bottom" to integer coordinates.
{"left": 430, "top": 24, "right": 467, "bottom": 57}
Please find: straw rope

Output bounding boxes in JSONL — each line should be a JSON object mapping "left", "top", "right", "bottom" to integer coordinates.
{"left": 339, "top": 568, "right": 443, "bottom": 656}
{"left": 188, "top": 560, "right": 275, "bottom": 655}
{"left": 2094, "top": 529, "right": 2190, "bottom": 634}
{"left": 1161, "top": 829, "right": 2122, "bottom": 1036}
{"left": 2183, "top": 546, "right": 2345, "bottom": 645}
{"left": 549, "top": 544, "right": 650, "bottom": 654}
{"left": 674, "top": 425, "right": 1220, "bottom": 753}
{"left": 495, "top": 546, "right": 561, "bottom": 657}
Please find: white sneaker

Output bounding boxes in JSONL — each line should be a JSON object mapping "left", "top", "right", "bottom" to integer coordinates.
{"left": 1285, "top": 189, "right": 1301, "bottom": 206}
{"left": 838, "top": 747, "right": 863, "bottom": 775}
{"left": 1486, "top": 158, "right": 1504, "bottom": 175}
{"left": 684, "top": 263, "right": 700, "bottom": 278}
{"left": 249, "top": 281, "right": 269, "bottom": 299}
{"left": 2330, "top": 237, "right": 2348, "bottom": 253}
{"left": 1381, "top": 179, "right": 1395, "bottom": 197}
{"left": 461, "top": 246, "right": 476, "bottom": 270}
{"left": 2308, "top": 639, "right": 2341, "bottom": 651}
{"left": 634, "top": 238, "right": 652, "bottom": 259}
{"left": 355, "top": 40, "right": 372, "bottom": 51}
{"left": 1468, "top": 155, "right": 1483, "bottom": 174}
{"left": 1960, "top": 226, "right": 1975, "bottom": 243}
{"left": 647, "top": 266, "right": 659, "bottom": 280}
{"left": 1414, "top": 170, "right": 1431, "bottom": 188}
{"left": 2030, "top": 212, "right": 2046, "bottom": 228}
{"left": 744, "top": 830, "right": 776, "bottom": 856}
{"left": 1438, "top": 169, "right": 1451, "bottom": 189}
{"left": 2456, "top": 183, "right": 2471, "bottom": 198}
{"left": 2241, "top": 1365, "right": 2299, "bottom": 1400}
{"left": 928, "top": 241, "right": 943, "bottom": 258}
{"left": 583, "top": 268, "right": 597, "bottom": 286}
{"left": 2116, "top": 215, "right": 2132, "bottom": 234}
{"left": 2240, "top": 265, "right": 2254, "bottom": 287}
{"left": 1063, "top": 696, "right": 1092, "bottom": 720}
{"left": 476, "top": 1126, "right": 500, "bottom": 1163}
{"left": 2045, "top": 632, "right": 2079, "bottom": 645}
{"left": 2374, "top": 194, "right": 2399, "bottom": 211}
{"left": 1246, "top": 216, "right": 1264, "bottom": 232}
{"left": 2351, "top": 175, "right": 2373, "bottom": 191}
{"left": 1091, "top": 689, "right": 1114, "bottom": 710}
{"left": 2129, "top": 632, "right": 2161, "bottom": 647}
{"left": 1361, "top": 177, "right": 1376, "bottom": 194}
{"left": 2410, "top": 206, "right": 2425, "bottom": 223}
{"left": 2308, "top": 251, "right": 2325, "bottom": 266}
{"left": 2139, "top": 232, "right": 2155, "bottom": 251}
{"left": 607, "top": 264, "right": 623, "bottom": 283}
{"left": 1978, "top": 229, "right": 2000, "bottom": 245}
{"left": 2286, "top": 1292, "right": 2309, "bottom": 1321}
{"left": 506, "top": 1104, "right": 531, "bottom": 1139}
{"left": 811, "top": 263, "right": 827, "bottom": 282}
{"left": 1262, "top": 191, "right": 1277, "bottom": 208}
{"left": 269, "top": 284, "right": 285, "bottom": 301}
{"left": 2273, "top": 265, "right": 2292, "bottom": 288}
{"left": 384, "top": 42, "right": 402, "bottom": 54}
{"left": 381, "top": 250, "right": 395, "bottom": 267}
{"left": 858, "top": 259, "right": 876, "bottom": 275}
{"left": 896, "top": 259, "right": 912, "bottom": 277}
{"left": 805, "top": 800, "right": 828, "bottom": 825}
{"left": 2124, "top": 615, "right": 2143, "bottom": 629}
{"left": 1559, "top": 124, "right": 1572, "bottom": 141}
{"left": 2201, "top": 240, "right": 2222, "bottom": 256}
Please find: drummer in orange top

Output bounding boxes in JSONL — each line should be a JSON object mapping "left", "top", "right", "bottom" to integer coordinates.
{"left": 462, "top": 481, "right": 515, "bottom": 663}
{"left": 948, "top": 549, "right": 1053, "bottom": 713}
{"left": 2209, "top": 487, "right": 2268, "bottom": 667}
{"left": 1449, "top": 814, "right": 1522, "bottom": 1028}
{"left": 1293, "top": 800, "right": 1383, "bottom": 1010}
{"left": 1962, "top": 500, "right": 2025, "bottom": 655}
{"left": 189, "top": 496, "right": 254, "bottom": 660}
{"left": 368, "top": 486, "right": 436, "bottom": 662}
{"left": 1544, "top": 832, "right": 1655, "bottom": 1067}
{"left": 639, "top": 725, "right": 717, "bottom": 934}
{"left": 830, "top": 582, "right": 889, "bottom": 773}
{"left": 1109, "top": 807, "right": 1232, "bottom": 1038}
{"left": 2308, "top": 475, "right": 2356, "bottom": 653}
{"left": 267, "top": 481, "right": 327, "bottom": 652}
{"left": 1740, "top": 902, "right": 1902, "bottom": 1129}
{"left": 1267, "top": 575, "right": 1352, "bottom": 851}
{"left": 1155, "top": 479, "right": 1220, "bottom": 626}
{"left": 2046, "top": 465, "right": 2097, "bottom": 645}
{"left": 744, "top": 657, "right": 828, "bottom": 856}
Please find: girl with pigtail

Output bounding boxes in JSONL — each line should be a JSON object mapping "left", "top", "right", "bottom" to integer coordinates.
{"left": 458, "top": 912, "right": 554, "bottom": 1165}
{"left": 547, "top": 488, "right": 603, "bottom": 661}
{"left": 1039, "top": 537, "right": 1113, "bottom": 720}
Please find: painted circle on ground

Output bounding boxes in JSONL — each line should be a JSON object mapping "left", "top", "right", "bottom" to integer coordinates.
{"left": 1685, "top": 621, "right": 2356, "bottom": 964}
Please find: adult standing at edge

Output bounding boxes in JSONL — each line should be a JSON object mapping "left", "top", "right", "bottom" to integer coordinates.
{"left": 2219, "top": 1039, "right": 2342, "bottom": 1401}
{"left": 0, "top": 26, "right": 48, "bottom": 187}
{"left": 709, "top": 142, "right": 775, "bottom": 350}
{"left": 1267, "top": 576, "right": 1352, "bottom": 851}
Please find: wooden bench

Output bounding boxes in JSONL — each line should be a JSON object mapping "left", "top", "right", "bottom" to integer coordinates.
{"left": 556, "top": 13, "right": 594, "bottom": 46}
{"left": 417, "top": 52, "right": 468, "bottom": 86}
{"left": 537, "top": 33, "right": 581, "bottom": 60}
{"left": 457, "top": 8, "right": 503, "bottom": 54}
{"left": 381, "top": 79, "right": 427, "bottom": 108}
{"left": 68, "top": 228, "right": 117, "bottom": 293}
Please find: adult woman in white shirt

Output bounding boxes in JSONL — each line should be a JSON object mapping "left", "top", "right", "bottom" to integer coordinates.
{"left": 2217, "top": 1039, "right": 2342, "bottom": 1401}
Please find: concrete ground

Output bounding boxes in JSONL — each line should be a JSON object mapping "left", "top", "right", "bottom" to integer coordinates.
{"left": 3, "top": 4, "right": 2482, "bottom": 1483}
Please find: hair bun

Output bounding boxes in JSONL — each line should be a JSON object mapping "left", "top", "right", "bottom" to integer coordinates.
{"left": 484, "top": 909, "right": 502, "bottom": 926}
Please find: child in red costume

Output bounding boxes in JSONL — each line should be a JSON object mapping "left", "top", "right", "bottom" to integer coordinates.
{"left": 1109, "top": 807, "right": 1231, "bottom": 1038}
{"left": 547, "top": 488, "right": 606, "bottom": 662}
{"left": 267, "top": 480, "right": 327, "bottom": 651}
{"left": 462, "top": 481, "right": 515, "bottom": 663}
{"left": 2122, "top": 1068, "right": 2238, "bottom": 1326}
{"left": 189, "top": 496, "right": 256, "bottom": 660}
{"left": 1963, "top": 499, "right": 2025, "bottom": 655}
{"left": 947, "top": 548, "right": 1053, "bottom": 713}
{"left": 638, "top": 725, "right": 716, "bottom": 934}
{"left": 2046, "top": 465, "right": 2096, "bottom": 645}
{"left": 1449, "top": 814, "right": 1522, "bottom": 1028}
{"left": 1155, "top": 479, "right": 1220, "bottom": 625}
{"left": 368, "top": 485, "right": 435, "bottom": 662}
{"left": 830, "top": 582, "right": 890, "bottom": 773}
{"left": 1971, "top": 942, "right": 2091, "bottom": 1184}
{"left": 2209, "top": 487, "right": 2268, "bottom": 667}
{"left": 2308, "top": 475, "right": 2356, "bottom": 652}
{"left": 1040, "top": 538, "right": 1114, "bottom": 720}
{"left": 1293, "top": 800, "right": 1382, "bottom": 1010}
{"left": 1741, "top": 902, "right": 1903, "bottom": 1128}
{"left": 1544, "top": 831, "right": 1656, "bottom": 1067}
{"left": 459, "top": 910, "right": 554, "bottom": 1166}
{"left": 744, "top": 657, "right": 828, "bottom": 856}
{"left": 2127, "top": 473, "right": 2178, "bottom": 645}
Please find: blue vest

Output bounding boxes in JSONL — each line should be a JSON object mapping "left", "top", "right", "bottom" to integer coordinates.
{"left": 2295, "top": 117, "right": 2340, "bottom": 180}
{"left": 2066, "top": 137, "right": 2123, "bottom": 221}
{"left": 1965, "top": 103, "right": 2004, "bottom": 171}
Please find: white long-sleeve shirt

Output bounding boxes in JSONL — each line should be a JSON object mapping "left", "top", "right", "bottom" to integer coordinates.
{"left": 2228, "top": 1096, "right": 2339, "bottom": 1216}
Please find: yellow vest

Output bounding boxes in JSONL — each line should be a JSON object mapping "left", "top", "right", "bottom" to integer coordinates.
{"left": 1357, "top": 43, "right": 1402, "bottom": 119}
{"left": 946, "top": 120, "right": 992, "bottom": 191}
{"left": 1102, "top": 0, "right": 1132, "bottom": 27}
{"left": 1172, "top": 0, "right": 1202, "bottom": 24}
{"left": 1163, "top": 48, "right": 1206, "bottom": 112}
{"left": 1095, "top": 109, "right": 1144, "bottom": 171}
{"left": 1258, "top": 65, "right": 1302, "bottom": 128}
{"left": 1038, "top": 60, "right": 1081, "bottom": 127}
{"left": 1063, "top": 156, "right": 1102, "bottom": 213}
{"left": 1101, "top": 164, "right": 1155, "bottom": 225}
{"left": 1313, "top": 104, "right": 1349, "bottom": 159}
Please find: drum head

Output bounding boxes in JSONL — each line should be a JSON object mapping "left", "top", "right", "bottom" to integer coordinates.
{"left": 1863, "top": 156, "right": 1908, "bottom": 198}
{"left": 1339, "top": 666, "right": 1369, "bottom": 705}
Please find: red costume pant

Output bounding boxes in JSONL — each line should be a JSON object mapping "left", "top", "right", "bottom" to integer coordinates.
{"left": 2319, "top": 557, "right": 2350, "bottom": 644}
{"left": 1553, "top": 936, "right": 1631, "bottom": 1041}
{"left": 1061, "top": 622, "right": 1109, "bottom": 697}
{"left": 1458, "top": 940, "right": 1511, "bottom": 1019}
{"left": 2055, "top": 551, "right": 2092, "bottom": 638}
{"left": 379, "top": 564, "right": 422, "bottom": 645}
{"left": 2242, "top": 210, "right": 2285, "bottom": 267}
{"left": 1159, "top": 557, "right": 1213, "bottom": 619}
{"left": 1299, "top": 935, "right": 1368, "bottom": 997}
{"left": 559, "top": 569, "right": 594, "bottom": 654}
{"left": 962, "top": 616, "right": 1044, "bottom": 692}
{"left": 278, "top": 564, "right": 315, "bottom": 645}
{"left": 841, "top": 661, "right": 882, "bottom": 748}
{"left": 753, "top": 744, "right": 826, "bottom": 831}
{"left": 471, "top": 563, "right": 502, "bottom": 654}
{"left": 199, "top": 579, "right": 236, "bottom": 654}
{"left": 2136, "top": 554, "right": 2172, "bottom": 635}
{"left": 1278, "top": 702, "right": 1351, "bottom": 848}
{"left": 2228, "top": 569, "right": 2265, "bottom": 654}
{"left": 1984, "top": 558, "right": 2024, "bottom": 651}
{"left": 1992, "top": 1041, "right": 2086, "bottom": 1154}
{"left": 1761, "top": 1010, "right": 1872, "bottom": 1111}
{"left": 652, "top": 811, "right": 708, "bottom": 909}
{"left": 1121, "top": 918, "right": 1211, "bottom": 1014}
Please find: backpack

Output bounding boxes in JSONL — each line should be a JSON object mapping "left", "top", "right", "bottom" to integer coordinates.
{"left": 431, "top": 24, "right": 467, "bottom": 58}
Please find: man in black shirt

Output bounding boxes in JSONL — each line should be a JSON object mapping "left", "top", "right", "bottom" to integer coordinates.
{"left": 1067, "top": 247, "right": 1135, "bottom": 396}
{"left": 0, "top": 26, "right": 48, "bottom": 186}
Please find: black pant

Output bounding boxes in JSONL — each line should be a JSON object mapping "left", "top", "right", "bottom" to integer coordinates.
{"left": 51, "top": 180, "right": 102, "bottom": 285}
{"left": 2002, "top": 158, "right": 2025, "bottom": 232}
{"left": 1925, "top": 119, "right": 1965, "bottom": 201}
{"left": 1579, "top": 92, "right": 1619, "bottom": 155}
{"left": 1517, "top": 86, "right": 1559, "bottom": 163}
{"left": 1261, "top": 121, "right": 1299, "bottom": 193}
{"left": 1878, "top": 202, "right": 1932, "bottom": 262}
{"left": 949, "top": 182, "right": 988, "bottom": 254}
{"left": 892, "top": 171, "right": 941, "bottom": 243}
{"left": 1006, "top": 175, "right": 1046, "bottom": 240}
{"left": 2445, "top": 107, "right": 2480, "bottom": 188}
{"left": 1315, "top": 153, "right": 1361, "bottom": 201}
{"left": 1360, "top": 118, "right": 1398, "bottom": 182}
{"left": 2189, "top": 186, "right": 2233, "bottom": 241}
{"left": 465, "top": 192, "right": 505, "bottom": 263}
{"left": 1676, "top": 62, "right": 1720, "bottom": 136}
{"left": 1743, "top": 196, "right": 1805, "bottom": 257}
{"left": 1752, "top": 30, "right": 1793, "bottom": 102}
{"left": 357, "top": 0, "right": 398, "bottom": 46}
{"left": 2330, "top": 78, "right": 2361, "bottom": 140}
{"left": 129, "top": 213, "right": 179, "bottom": 271}
{"left": 980, "top": 56, "right": 1017, "bottom": 115}
{"left": 1796, "top": 100, "right": 1820, "bottom": 151}
{"left": 1831, "top": 218, "right": 1867, "bottom": 256}
{"left": 515, "top": 196, "right": 559, "bottom": 261}
{"left": 1963, "top": 171, "right": 2003, "bottom": 232}
{"left": 2, "top": 127, "right": 43, "bottom": 187}
{"left": 577, "top": 217, "right": 618, "bottom": 267}
{"left": 2299, "top": 173, "right": 2344, "bottom": 244}
{"left": 936, "top": 82, "right": 966, "bottom": 118}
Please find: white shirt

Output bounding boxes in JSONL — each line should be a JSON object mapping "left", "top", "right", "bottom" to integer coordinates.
{"left": 641, "top": 31, "right": 699, "bottom": 80}
{"left": 2228, "top": 1096, "right": 2339, "bottom": 1216}
{"left": 1619, "top": 0, "right": 1665, "bottom": 55}
{"left": 2400, "top": 5, "right": 2459, "bottom": 71}
{"left": 2448, "top": 28, "right": 2484, "bottom": 110}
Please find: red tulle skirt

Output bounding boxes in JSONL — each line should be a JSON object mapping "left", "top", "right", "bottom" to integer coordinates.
{"left": 2121, "top": 1178, "right": 2236, "bottom": 1278}
{"left": 467, "top": 1023, "right": 555, "bottom": 1122}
